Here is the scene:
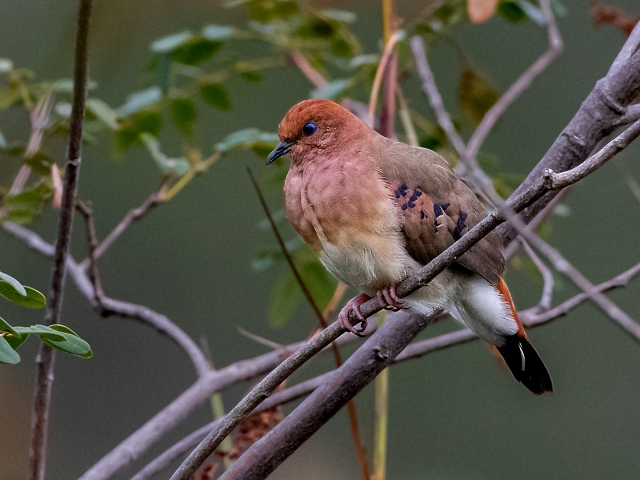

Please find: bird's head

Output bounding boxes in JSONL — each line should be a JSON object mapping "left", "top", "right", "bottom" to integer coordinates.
{"left": 266, "top": 99, "right": 366, "bottom": 166}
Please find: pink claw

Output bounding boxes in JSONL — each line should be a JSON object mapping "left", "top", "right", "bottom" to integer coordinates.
{"left": 376, "top": 284, "right": 404, "bottom": 311}
{"left": 338, "top": 293, "right": 371, "bottom": 336}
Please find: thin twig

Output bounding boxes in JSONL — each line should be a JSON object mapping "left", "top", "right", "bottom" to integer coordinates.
{"left": 76, "top": 200, "right": 105, "bottom": 303}
{"left": 80, "top": 193, "right": 162, "bottom": 269}
{"left": 511, "top": 216, "right": 640, "bottom": 341}
{"left": 520, "top": 240, "right": 554, "bottom": 312}
{"left": 498, "top": 21, "right": 640, "bottom": 244}
{"left": 27, "top": 1, "right": 93, "bottom": 479}
{"left": 465, "top": 0, "right": 562, "bottom": 161}
{"left": 369, "top": 31, "right": 401, "bottom": 128}
{"left": 289, "top": 51, "right": 326, "bottom": 89}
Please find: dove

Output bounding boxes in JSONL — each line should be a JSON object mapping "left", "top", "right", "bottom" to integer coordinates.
{"left": 267, "top": 99, "right": 552, "bottom": 395}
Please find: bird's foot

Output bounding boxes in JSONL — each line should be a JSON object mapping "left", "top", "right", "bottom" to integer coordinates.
{"left": 338, "top": 293, "right": 371, "bottom": 337}
{"left": 376, "top": 284, "right": 404, "bottom": 311}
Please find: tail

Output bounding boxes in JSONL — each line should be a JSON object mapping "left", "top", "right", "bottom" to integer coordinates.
{"left": 495, "top": 278, "right": 553, "bottom": 395}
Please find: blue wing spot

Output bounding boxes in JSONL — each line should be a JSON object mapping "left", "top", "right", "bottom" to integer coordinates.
{"left": 408, "top": 200, "right": 416, "bottom": 208}
{"left": 414, "top": 188, "right": 423, "bottom": 197}
{"left": 394, "top": 190, "right": 400, "bottom": 199}
{"left": 441, "top": 203, "right": 450, "bottom": 211}
{"left": 401, "top": 204, "right": 408, "bottom": 211}
{"left": 453, "top": 210, "right": 468, "bottom": 240}
{"left": 398, "top": 183, "right": 408, "bottom": 196}
{"left": 433, "top": 204, "right": 443, "bottom": 217}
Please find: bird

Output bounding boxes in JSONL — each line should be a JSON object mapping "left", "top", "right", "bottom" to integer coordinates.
{"left": 266, "top": 98, "right": 552, "bottom": 395}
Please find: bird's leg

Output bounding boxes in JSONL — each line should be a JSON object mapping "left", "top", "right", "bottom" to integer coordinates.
{"left": 338, "top": 293, "right": 371, "bottom": 337}
{"left": 376, "top": 284, "right": 404, "bottom": 311}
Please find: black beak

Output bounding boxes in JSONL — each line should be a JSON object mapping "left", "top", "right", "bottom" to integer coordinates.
{"left": 266, "top": 140, "right": 294, "bottom": 165}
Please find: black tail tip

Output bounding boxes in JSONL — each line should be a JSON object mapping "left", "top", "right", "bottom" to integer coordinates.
{"left": 497, "top": 336, "right": 553, "bottom": 395}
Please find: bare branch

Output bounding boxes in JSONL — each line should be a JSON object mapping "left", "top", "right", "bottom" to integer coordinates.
{"left": 2, "top": 222, "right": 210, "bottom": 377}
{"left": 289, "top": 51, "right": 326, "bottom": 89}
{"left": 80, "top": 193, "right": 162, "bottom": 269}
{"left": 27, "top": 1, "right": 93, "bottom": 478}
{"left": 498, "top": 24, "right": 640, "bottom": 244}
{"left": 215, "top": 310, "right": 436, "bottom": 480}
{"left": 76, "top": 200, "right": 105, "bottom": 303}
{"left": 520, "top": 240, "right": 554, "bottom": 312}
{"left": 618, "top": 103, "right": 640, "bottom": 126}
{"left": 466, "top": 0, "right": 562, "bottom": 161}
{"left": 411, "top": 36, "right": 468, "bottom": 159}
{"left": 511, "top": 217, "right": 640, "bottom": 341}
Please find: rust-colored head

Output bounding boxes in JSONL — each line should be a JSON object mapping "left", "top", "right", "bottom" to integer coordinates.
{"left": 266, "top": 99, "right": 368, "bottom": 165}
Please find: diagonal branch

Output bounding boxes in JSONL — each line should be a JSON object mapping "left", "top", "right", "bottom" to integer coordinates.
{"left": 79, "top": 192, "right": 162, "bottom": 269}
{"left": 27, "top": 1, "right": 93, "bottom": 479}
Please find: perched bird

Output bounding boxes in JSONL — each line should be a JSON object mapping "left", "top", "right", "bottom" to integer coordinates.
{"left": 266, "top": 99, "right": 552, "bottom": 395}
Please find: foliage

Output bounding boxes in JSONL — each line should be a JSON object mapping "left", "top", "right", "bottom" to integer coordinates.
{"left": 0, "top": 270, "right": 92, "bottom": 364}
{"left": 0, "top": 0, "right": 566, "bottom": 328}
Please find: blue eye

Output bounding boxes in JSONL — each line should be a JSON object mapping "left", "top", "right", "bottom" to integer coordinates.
{"left": 302, "top": 123, "right": 316, "bottom": 136}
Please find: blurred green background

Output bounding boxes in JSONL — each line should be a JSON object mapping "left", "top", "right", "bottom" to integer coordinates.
{"left": 2, "top": 0, "right": 640, "bottom": 479}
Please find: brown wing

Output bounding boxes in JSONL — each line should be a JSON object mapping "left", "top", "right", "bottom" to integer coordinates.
{"left": 377, "top": 140, "right": 505, "bottom": 285}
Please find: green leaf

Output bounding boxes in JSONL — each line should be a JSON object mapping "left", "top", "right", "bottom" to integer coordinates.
{"left": 0, "top": 88, "right": 20, "bottom": 110}
{"left": 331, "top": 38, "right": 354, "bottom": 58}
{"left": 311, "top": 79, "right": 350, "bottom": 100}
{"left": 53, "top": 79, "right": 98, "bottom": 93}
{"left": 0, "top": 316, "right": 18, "bottom": 337}
{"left": 13, "top": 324, "right": 92, "bottom": 358}
{"left": 321, "top": 9, "right": 357, "bottom": 23}
{"left": 215, "top": 128, "right": 279, "bottom": 153}
{"left": 458, "top": 68, "right": 498, "bottom": 124}
{"left": 86, "top": 98, "right": 120, "bottom": 130}
{"left": 301, "top": 261, "right": 335, "bottom": 308}
{"left": 0, "top": 336, "right": 20, "bottom": 364}
{"left": 4, "top": 331, "right": 28, "bottom": 350}
{"left": 240, "top": 71, "right": 262, "bottom": 83}
{"left": 118, "top": 87, "right": 162, "bottom": 117}
{"left": 201, "top": 24, "right": 236, "bottom": 40}
{"left": 170, "top": 98, "right": 196, "bottom": 136}
{"left": 268, "top": 273, "right": 302, "bottom": 327}
{"left": 497, "top": 1, "right": 527, "bottom": 23}
{"left": 171, "top": 38, "right": 223, "bottom": 66}
{"left": 0, "top": 285, "right": 46, "bottom": 309}
{"left": 200, "top": 83, "right": 231, "bottom": 111}
{"left": 249, "top": 0, "right": 298, "bottom": 22}
{"left": 0, "top": 271, "right": 27, "bottom": 296}
{"left": 296, "top": 18, "right": 336, "bottom": 39}
{"left": 48, "top": 324, "right": 93, "bottom": 358}
{"left": 349, "top": 54, "right": 379, "bottom": 69}
{"left": 116, "top": 109, "right": 163, "bottom": 150}
{"left": 140, "top": 133, "right": 190, "bottom": 175}
{"left": 151, "top": 30, "right": 194, "bottom": 53}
